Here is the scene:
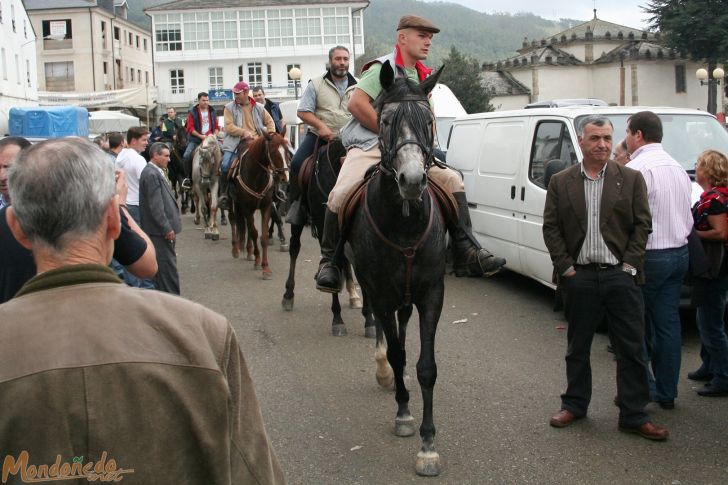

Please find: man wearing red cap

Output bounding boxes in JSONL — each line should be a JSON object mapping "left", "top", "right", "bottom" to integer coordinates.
{"left": 315, "top": 14, "right": 506, "bottom": 293}
{"left": 218, "top": 81, "right": 277, "bottom": 210}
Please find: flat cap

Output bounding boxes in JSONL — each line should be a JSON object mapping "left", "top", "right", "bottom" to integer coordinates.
{"left": 396, "top": 14, "right": 440, "bottom": 34}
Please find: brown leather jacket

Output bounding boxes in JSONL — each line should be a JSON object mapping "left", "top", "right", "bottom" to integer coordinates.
{"left": 0, "top": 264, "right": 285, "bottom": 485}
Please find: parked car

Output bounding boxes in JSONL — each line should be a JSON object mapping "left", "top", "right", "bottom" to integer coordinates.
{"left": 446, "top": 105, "right": 728, "bottom": 289}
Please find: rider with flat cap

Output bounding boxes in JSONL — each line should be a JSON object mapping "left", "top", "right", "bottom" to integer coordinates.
{"left": 314, "top": 14, "right": 506, "bottom": 293}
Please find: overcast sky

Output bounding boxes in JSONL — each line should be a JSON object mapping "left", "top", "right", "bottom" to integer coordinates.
{"left": 423, "top": 0, "right": 653, "bottom": 29}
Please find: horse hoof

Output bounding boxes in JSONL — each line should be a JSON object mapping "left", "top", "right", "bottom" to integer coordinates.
{"left": 280, "top": 244, "right": 289, "bottom": 252}
{"left": 204, "top": 233, "right": 212, "bottom": 239}
{"left": 232, "top": 250, "right": 240, "bottom": 259}
{"left": 349, "top": 296, "right": 363, "bottom": 309}
{"left": 331, "top": 324, "right": 348, "bottom": 337}
{"left": 194, "top": 219, "right": 200, "bottom": 226}
{"left": 212, "top": 234, "right": 219, "bottom": 241}
{"left": 282, "top": 297, "right": 293, "bottom": 311}
{"left": 262, "top": 271, "right": 272, "bottom": 280}
{"left": 364, "top": 326, "right": 376, "bottom": 339}
{"left": 394, "top": 415, "right": 416, "bottom": 437}
{"left": 221, "top": 219, "right": 228, "bottom": 226}
{"left": 246, "top": 255, "right": 255, "bottom": 262}
{"left": 415, "top": 451, "right": 441, "bottom": 477}
{"left": 376, "top": 371, "right": 394, "bottom": 389}
{"left": 181, "top": 207, "right": 188, "bottom": 215}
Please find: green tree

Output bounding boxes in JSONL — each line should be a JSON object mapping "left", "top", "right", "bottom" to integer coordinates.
{"left": 438, "top": 47, "right": 493, "bottom": 114}
{"left": 644, "top": 0, "right": 728, "bottom": 114}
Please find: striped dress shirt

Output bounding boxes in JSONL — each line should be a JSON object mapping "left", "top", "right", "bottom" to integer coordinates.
{"left": 627, "top": 143, "right": 692, "bottom": 250}
{"left": 576, "top": 163, "right": 620, "bottom": 266}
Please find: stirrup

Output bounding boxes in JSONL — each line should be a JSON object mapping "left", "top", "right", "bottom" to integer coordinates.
{"left": 181, "top": 178, "right": 192, "bottom": 190}
{"left": 315, "top": 262, "right": 342, "bottom": 293}
{"left": 218, "top": 195, "right": 230, "bottom": 211}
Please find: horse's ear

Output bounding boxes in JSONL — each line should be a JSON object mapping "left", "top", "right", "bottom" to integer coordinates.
{"left": 380, "top": 60, "right": 395, "bottom": 91}
{"left": 420, "top": 64, "right": 445, "bottom": 96}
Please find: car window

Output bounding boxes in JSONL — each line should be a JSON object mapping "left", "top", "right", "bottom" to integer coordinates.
{"left": 529, "top": 120, "right": 576, "bottom": 189}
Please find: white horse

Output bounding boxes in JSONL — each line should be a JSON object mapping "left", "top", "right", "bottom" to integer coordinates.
{"left": 191, "top": 135, "right": 223, "bottom": 240}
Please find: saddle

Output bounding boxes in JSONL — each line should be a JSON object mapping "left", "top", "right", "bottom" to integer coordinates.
{"left": 298, "top": 151, "right": 317, "bottom": 200}
{"left": 227, "top": 148, "right": 248, "bottom": 181}
{"left": 338, "top": 166, "right": 459, "bottom": 232}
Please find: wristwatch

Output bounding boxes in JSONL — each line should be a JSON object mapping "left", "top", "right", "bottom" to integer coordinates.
{"left": 622, "top": 264, "right": 637, "bottom": 276}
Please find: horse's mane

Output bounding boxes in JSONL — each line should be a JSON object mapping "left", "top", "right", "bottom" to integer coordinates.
{"left": 245, "top": 134, "right": 285, "bottom": 162}
{"left": 373, "top": 76, "right": 426, "bottom": 109}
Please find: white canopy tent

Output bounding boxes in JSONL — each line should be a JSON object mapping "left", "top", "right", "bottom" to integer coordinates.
{"left": 89, "top": 110, "right": 140, "bottom": 134}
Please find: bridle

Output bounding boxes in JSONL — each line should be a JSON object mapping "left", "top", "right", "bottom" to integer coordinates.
{"left": 196, "top": 144, "right": 219, "bottom": 182}
{"left": 377, "top": 94, "right": 436, "bottom": 178}
{"left": 236, "top": 137, "right": 288, "bottom": 203}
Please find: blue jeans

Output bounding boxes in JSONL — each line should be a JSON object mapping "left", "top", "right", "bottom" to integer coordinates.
{"left": 641, "top": 246, "right": 689, "bottom": 402}
{"left": 290, "top": 132, "right": 321, "bottom": 175}
{"left": 183, "top": 140, "right": 199, "bottom": 179}
{"left": 696, "top": 275, "right": 728, "bottom": 389}
{"left": 221, "top": 150, "right": 236, "bottom": 176}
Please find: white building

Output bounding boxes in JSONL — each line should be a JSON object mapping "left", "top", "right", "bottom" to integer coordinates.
{"left": 145, "top": 0, "right": 368, "bottom": 113}
{"left": 0, "top": 0, "right": 39, "bottom": 135}
{"left": 482, "top": 12, "right": 721, "bottom": 114}
{"left": 24, "top": 0, "right": 155, "bottom": 115}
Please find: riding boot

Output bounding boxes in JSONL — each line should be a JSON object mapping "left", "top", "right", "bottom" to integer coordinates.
{"left": 285, "top": 173, "right": 307, "bottom": 226}
{"left": 450, "top": 192, "right": 506, "bottom": 277}
{"left": 315, "top": 208, "right": 342, "bottom": 293}
{"left": 218, "top": 175, "right": 230, "bottom": 211}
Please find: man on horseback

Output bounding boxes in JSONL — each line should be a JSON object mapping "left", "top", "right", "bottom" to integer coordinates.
{"left": 315, "top": 15, "right": 506, "bottom": 293}
{"left": 286, "top": 46, "right": 358, "bottom": 225}
{"left": 182, "top": 92, "right": 219, "bottom": 191}
{"left": 161, "top": 106, "right": 185, "bottom": 145}
{"left": 217, "top": 81, "right": 277, "bottom": 211}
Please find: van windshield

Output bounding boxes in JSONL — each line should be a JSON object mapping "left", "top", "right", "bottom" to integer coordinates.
{"left": 575, "top": 114, "right": 728, "bottom": 172}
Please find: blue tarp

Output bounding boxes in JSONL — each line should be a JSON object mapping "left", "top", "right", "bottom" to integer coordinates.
{"left": 9, "top": 106, "right": 89, "bottom": 138}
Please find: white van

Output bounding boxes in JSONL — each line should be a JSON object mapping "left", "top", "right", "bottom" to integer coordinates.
{"left": 446, "top": 106, "right": 728, "bottom": 289}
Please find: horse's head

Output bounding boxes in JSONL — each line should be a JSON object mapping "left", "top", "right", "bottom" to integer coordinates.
{"left": 265, "top": 133, "right": 290, "bottom": 184}
{"left": 196, "top": 134, "right": 221, "bottom": 180}
{"left": 375, "top": 60, "right": 443, "bottom": 200}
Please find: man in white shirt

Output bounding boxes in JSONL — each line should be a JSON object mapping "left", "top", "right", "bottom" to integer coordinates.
{"left": 626, "top": 111, "right": 693, "bottom": 410}
{"left": 115, "top": 127, "right": 150, "bottom": 224}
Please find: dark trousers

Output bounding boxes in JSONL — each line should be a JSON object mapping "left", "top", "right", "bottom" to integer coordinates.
{"left": 151, "top": 236, "right": 180, "bottom": 295}
{"left": 561, "top": 266, "right": 650, "bottom": 427}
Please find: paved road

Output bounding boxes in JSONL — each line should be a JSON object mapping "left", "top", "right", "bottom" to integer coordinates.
{"left": 176, "top": 213, "right": 727, "bottom": 485}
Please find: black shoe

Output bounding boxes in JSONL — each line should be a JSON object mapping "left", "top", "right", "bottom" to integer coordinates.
{"left": 687, "top": 370, "right": 713, "bottom": 382}
{"left": 315, "top": 263, "right": 342, "bottom": 293}
{"left": 656, "top": 400, "right": 675, "bottom": 410}
{"left": 697, "top": 384, "right": 728, "bottom": 397}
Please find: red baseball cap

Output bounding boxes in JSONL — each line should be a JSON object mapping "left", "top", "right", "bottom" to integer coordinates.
{"left": 232, "top": 81, "right": 250, "bottom": 93}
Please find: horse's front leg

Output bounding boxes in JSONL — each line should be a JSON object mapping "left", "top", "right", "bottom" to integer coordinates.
{"left": 209, "top": 181, "right": 220, "bottom": 241}
{"left": 192, "top": 188, "right": 201, "bottom": 226}
{"left": 230, "top": 205, "right": 242, "bottom": 258}
{"left": 378, "top": 311, "right": 414, "bottom": 438}
{"left": 246, "top": 214, "right": 260, "bottom": 269}
{"left": 330, "top": 292, "right": 346, "bottom": 337}
{"left": 260, "top": 206, "right": 272, "bottom": 279}
{"left": 414, "top": 286, "right": 444, "bottom": 477}
{"left": 282, "top": 222, "right": 304, "bottom": 311}
{"left": 343, "top": 262, "right": 362, "bottom": 309}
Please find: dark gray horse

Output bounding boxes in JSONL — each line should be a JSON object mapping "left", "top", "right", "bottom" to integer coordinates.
{"left": 346, "top": 61, "right": 447, "bottom": 476}
{"left": 282, "top": 140, "right": 374, "bottom": 337}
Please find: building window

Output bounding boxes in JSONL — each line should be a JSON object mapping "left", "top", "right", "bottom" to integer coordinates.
{"left": 239, "top": 10, "right": 265, "bottom": 48}
{"left": 23, "top": 19, "right": 27, "bottom": 38}
{"left": 238, "top": 64, "right": 244, "bottom": 81}
{"left": 101, "top": 21, "right": 107, "bottom": 48}
{"left": 136, "top": 35, "right": 140, "bottom": 48}
{"left": 209, "top": 67, "right": 223, "bottom": 90}
{"left": 267, "top": 9, "right": 293, "bottom": 47}
{"left": 211, "top": 11, "right": 237, "bottom": 49}
{"left": 1, "top": 48, "right": 6, "bottom": 80}
{"left": 170, "top": 69, "right": 184, "bottom": 94}
{"left": 143, "top": 38, "right": 147, "bottom": 51}
{"left": 145, "top": 71, "right": 149, "bottom": 84}
{"left": 295, "top": 8, "right": 321, "bottom": 46}
{"left": 156, "top": 14, "right": 182, "bottom": 51}
{"left": 45, "top": 61, "right": 75, "bottom": 91}
{"left": 266, "top": 64, "right": 272, "bottom": 87}
{"left": 26, "top": 59, "right": 30, "bottom": 86}
{"left": 114, "top": 26, "right": 120, "bottom": 40}
{"left": 322, "top": 7, "right": 350, "bottom": 45}
{"left": 353, "top": 10, "right": 362, "bottom": 46}
{"left": 41, "top": 19, "right": 73, "bottom": 49}
{"left": 183, "top": 12, "right": 210, "bottom": 50}
{"left": 248, "top": 62, "right": 263, "bottom": 85}
{"left": 137, "top": 69, "right": 141, "bottom": 83}
{"left": 14, "top": 54, "right": 19, "bottom": 84}
{"left": 675, "top": 64, "right": 686, "bottom": 93}
{"left": 529, "top": 121, "right": 577, "bottom": 188}
{"left": 128, "top": 32, "right": 133, "bottom": 45}
{"left": 10, "top": 4, "right": 14, "bottom": 32}
{"left": 0, "top": 2, "right": 3, "bottom": 24}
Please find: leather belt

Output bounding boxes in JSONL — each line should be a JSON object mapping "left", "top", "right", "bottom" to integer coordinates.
{"left": 575, "top": 263, "right": 619, "bottom": 271}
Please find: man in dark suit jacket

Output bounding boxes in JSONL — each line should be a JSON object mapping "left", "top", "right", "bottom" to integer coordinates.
{"left": 140, "top": 142, "right": 182, "bottom": 294}
{"left": 542, "top": 115, "right": 668, "bottom": 441}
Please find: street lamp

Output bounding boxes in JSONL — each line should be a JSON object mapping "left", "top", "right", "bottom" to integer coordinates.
{"left": 696, "top": 66, "right": 725, "bottom": 117}
{"left": 288, "top": 67, "right": 301, "bottom": 100}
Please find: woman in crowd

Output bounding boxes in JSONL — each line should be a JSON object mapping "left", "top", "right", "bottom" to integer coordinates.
{"left": 691, "top": 149, "right": 728, "bottom": 397}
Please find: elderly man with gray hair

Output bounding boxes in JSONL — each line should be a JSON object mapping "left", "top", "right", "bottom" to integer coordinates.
{"left": 0, "top": 138, "right": 285, "bottom": 484}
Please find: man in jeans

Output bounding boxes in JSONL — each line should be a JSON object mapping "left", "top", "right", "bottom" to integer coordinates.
{"left": 626, "top": 111, "right": 693, "bottom": 409}
{"left": 182, "top": 92, "right": 219, "bottom": 190}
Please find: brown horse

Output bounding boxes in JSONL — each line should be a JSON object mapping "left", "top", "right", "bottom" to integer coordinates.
{"left": 228, "top": 133, "right": 289, "bottom": 279}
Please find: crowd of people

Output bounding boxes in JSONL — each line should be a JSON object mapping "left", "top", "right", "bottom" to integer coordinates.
{"left": 0, "top": 12, "right": 726, "bottom": 483}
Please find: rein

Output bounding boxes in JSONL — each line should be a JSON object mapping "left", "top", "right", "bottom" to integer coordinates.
{"left": 378, "top": 96, "right": 435, "bottom": 175}
{"left": 235, "top": 139, "right": 286, "bottom": 203}
{"left": 363, "top": 181, "right": 437, "bottom": 306}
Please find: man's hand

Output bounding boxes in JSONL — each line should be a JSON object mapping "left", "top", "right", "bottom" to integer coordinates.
{"left": 318, "top": 125, "right": 334, "bottom": 141}
{"left": 241, "top": 129, "right": 255, "bottom": 140}
{"left": 115, "top": 170, "right": 128, "bottom": 205}
{"left": 164, "top": 230, "right": 176, "bottom": 241}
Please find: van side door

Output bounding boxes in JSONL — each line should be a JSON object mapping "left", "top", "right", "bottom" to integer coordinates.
{"left": 518, "top": 118, "right": 579, "bottom": 287}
